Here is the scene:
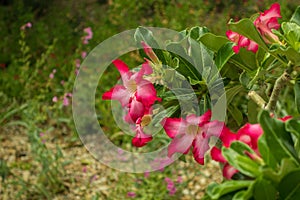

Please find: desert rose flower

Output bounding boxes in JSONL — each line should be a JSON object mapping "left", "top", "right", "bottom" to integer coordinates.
{"left": 102, "top": 59, "right": 160, "bottom": 110}
{"left": 226, "top": 30, "right": 258, "bottom": 53}
{"left": 254, "top": 3, "right": 281, "bottom": 44}
{"left": 162, "top": 110, "right": 225, "bottom": 165}
{"left": 211, "top": 123, "right": 263, "bottom": 179}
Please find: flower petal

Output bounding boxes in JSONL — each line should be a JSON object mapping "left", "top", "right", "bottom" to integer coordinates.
{"left": 210, "top": 147, "right": 227, "bottom": 163}
{"left": 167, "top": 133, "right": 194, "bottom": 157}
{"left": 192, "top": 134, "right": 209, "bottom": 165}
{"left": 161, "top": 118, "right": 187, "bottom": 138}
{"left": 132, "top": 125, "right": 152, "bottom": 147}
{"left": 112, "top": 59, "right": 131, "bottom": 82}
{"left": 236, "top": 123, "right": 263, "bottom": 151}
{"left": 223, "top": 163, "right": 239, "bottom": 179}
{"left": 102, "top": 85, "right": 131, "bottom": 107}
{"left": 136, "top": 79, "right": 161, "bottom": 106}
{"left": 125, "top": 99, "right": 145, "bottom": 123}
{"left": 186, "top": 110, "right": 211, "bottom": 126}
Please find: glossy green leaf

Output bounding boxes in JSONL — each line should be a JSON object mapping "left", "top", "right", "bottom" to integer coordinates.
{"left": 258, "top": 134, "right": 277, "bottom": 169}
{"left": 222, "top": 141, "right": 261, "bottom": 178}
{"left": 215, "top": 42, "right": 235, "bottom": 70}
{"left": 253, "top": 178, "right": 277, "bottom": 200}
{"left": 290, "top": 6, "right": 300, "bottom": 26}
{"left": 262, "top": 158, "right": 298, "bottom": 186}
{"left": 258, "top": 110, "right": 300, "bottom": 166}
{"left": 269, "top": 44, "right": 300, "bottom": 65}
{"left": 166, "top": 38, "right": 202, "bottom": 83}
{"left": 228, "top": 105, "right": 243, "bottom": 126}
{"left": 232, "top": 181, "right": 254, "bottom": 200}
{"left": 282, "top": 22, "right": 300, "bottom": 52}
{"left": 206, "top": 181, "right": 253, "bottom": 199}
{"left": 189, "top": 26, "right": 209, "bottom": 41}
{"left": 279, "top": 170, "right": 300, "bottom": 199}
{"left": 199, "top": 33, "right": 229, "bottom": 52}
{"left": 294, "top": 80, "right": 300, "bottom": 113}
{"left": 228, "top": 18, "right": 268, "bottom": 50}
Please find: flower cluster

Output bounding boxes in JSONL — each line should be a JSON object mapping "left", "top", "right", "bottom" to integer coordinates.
{"left": 161, "top": 110, "right": 225, "bottom": 165}
{"left": 102, "top": 59, "right": 161, "bottom": 147}
{"left": 227, "top": 3, "right": 281, "bottom": 53}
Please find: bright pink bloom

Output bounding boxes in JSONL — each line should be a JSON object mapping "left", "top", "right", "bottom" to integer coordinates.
{"left": 162, "top": 110, "right": 225, "bottom": 165}
{"left": 83, "top": 27, "right": 93, "bottom": 44}
{"left": 211, "top": 123, "right": 263, "bottom": 179}
{"left": 127, "top": 192, "right": 136, "bottom": 198}
{"left": 226, "top": 30, "right": 258, "bottom": 53}
{"left": 102, "top": 59, "right": 160, "bottom": 113}
{"left": 254, "top": 3, "right": 281, "bottom": 44}
{"left": 165, "top": 177, "right": 177, "bottom": 195}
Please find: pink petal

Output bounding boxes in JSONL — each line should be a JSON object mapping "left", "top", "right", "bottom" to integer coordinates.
{"left": 132, "top": 125, "right": 152, "bottom": 147}
{"left": 258, "top": 3, "right": 281, "bottom": 23}
{"left": 186, "top": 110, "right": 211, "bottom": 126}
{"left": 167, "top": 133, "right": 194, "bottom": 157}
{"left": 112, "top": 59, "right": 131, "bottom": 82}
{"left": 238, "top": 36, "right": 250, "bottom": 47}
{"left": 236, "top": 123, "right": 263, "bottom": 151}
{"left": 223, "top": 163, "right": 239, "bottom": 179}
{"left": 210, "top": 147, "right": 227, "bottom": 163}
{"left": 279, "top": 116, "right": 292, "bottom": 122}
{"left": 247, "top": 40, "right": 259, "bottom": 53}
{"left": 232, "top": 46, "right": 240, "bottom": 54}
{"left": 192, "top": 133, "right": 210, "bottom": 165}
{"left": 136, "top": 79, "right": 161, "bottom": 106}
{"left": 219, "top": 127, "right": 237, "bottom": 148}
{"left": 161, "top": 118, "right": 187, "bottom": 138}
{"left": 226, "top": 30, "right": 239, "bottom": 43}
{"left": 125, "top": 99, "right": 145, "bottom": 123}
{"left": 102, "top": 85, "right": 131, "bottom": 107}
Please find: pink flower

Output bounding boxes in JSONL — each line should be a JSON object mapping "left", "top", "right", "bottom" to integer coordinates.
{"left": 63, "top": 96, "right": 69, "bottom": 106}
{"left": 165, "top": 177, "right": 176, "bottom": 195}
{"left": 226, "top": 30, "right": 258, "bottom": 54}
{"left": 211, "top": 123, "right": 263, "bottom": 179}
{"left": 102, "top": 59, "right": 160, "bottom": 117}
{"left": 254, "top": 3, "right": 281, "bottom": 44}
{"left": 60, "top": 80, "right": 65, "bottom": 85}
{"left": 162, "top": 110, "right": 225, "bottom": 165}
{"left": 83, "top": 27, "right": 93, "bottom": 44}
{"left": 52, "top": 96, "right": 58, "bottom": 103}
{"left": 20, "top": 22, "right": 32, "bottom": 30}
{"left": 127, "top": 192, "right": 136, "bottom": 198}
{"left": 49, "top": 73, "right": 54, "bottom": 79}
{"left": 81, "top": 51, "right": 87, "bottom": 59}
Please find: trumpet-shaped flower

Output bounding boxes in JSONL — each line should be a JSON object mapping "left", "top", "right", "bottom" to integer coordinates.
{"left": 102, "top": 59, "right": 160, "bottom": 110}
{"left": 254, "top": 3, "right": 281, "bottom": 44}
{"left": 211, "top": 123, "right": 263, "bottom": 179}
{"left": 226, "top": 30, "right": 259, "bottom": 53}
{"left": 162, "top": 110, "right": 225, "bottom": 165}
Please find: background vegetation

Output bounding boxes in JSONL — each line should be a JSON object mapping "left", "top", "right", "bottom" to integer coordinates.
{"left": 0, "top": 0, "right": 299, "bottom": 199}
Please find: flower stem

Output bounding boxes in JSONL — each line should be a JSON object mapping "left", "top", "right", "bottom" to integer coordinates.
{"left": 265, "top": 62, "right": 293, "bottom": 112}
